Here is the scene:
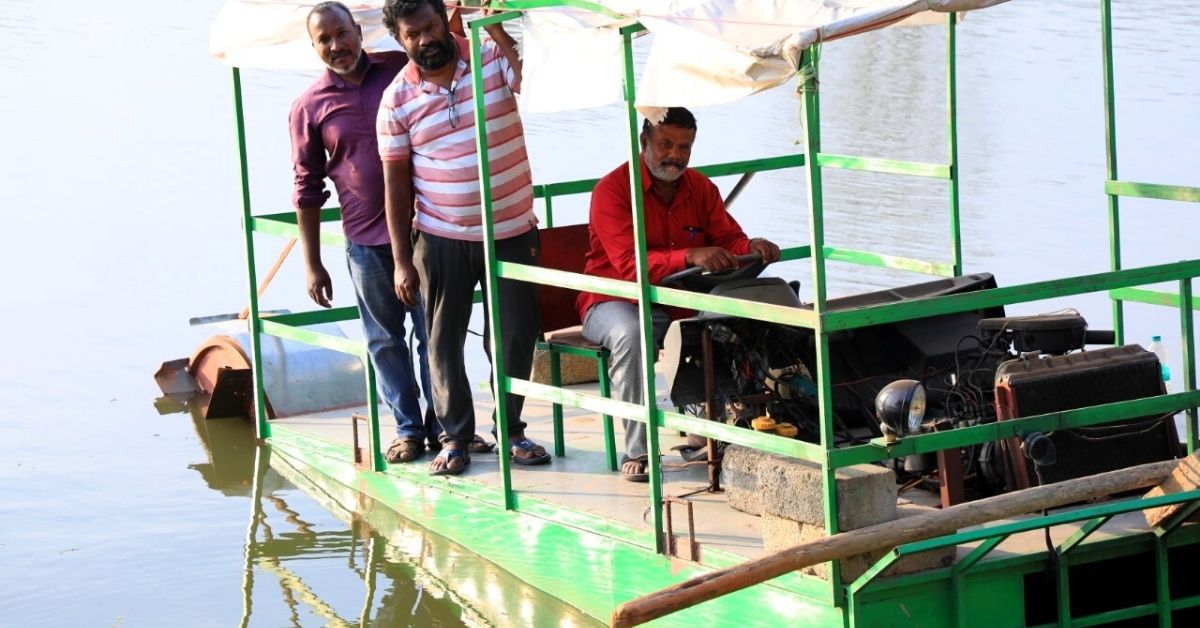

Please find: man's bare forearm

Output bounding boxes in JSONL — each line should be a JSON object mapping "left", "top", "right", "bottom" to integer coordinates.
{"left": 485, "top": 22, "right": 521, "bottom": 86}
{"left": 382, "top": 161, "right": 414, "bottom": 265}
{"left": 296, "top": 206, "right": 324, "bottom": 268}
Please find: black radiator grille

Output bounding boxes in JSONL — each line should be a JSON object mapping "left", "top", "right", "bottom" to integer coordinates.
{"left": 1003, "top": 358, "right": 1161, "bottom": 416}
{"left": 996, "top": 345, "right": 1176, "bottom": 486}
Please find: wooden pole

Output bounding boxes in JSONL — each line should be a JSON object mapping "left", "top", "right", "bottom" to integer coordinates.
{"left": 611, "top": 457, "right": 1184, "bottom": 627}
{"left": 238, "top": 238, "right": 296, "bottom": 320}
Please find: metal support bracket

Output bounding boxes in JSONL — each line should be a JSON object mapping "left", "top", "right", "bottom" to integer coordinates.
{"left": 663, "top": 496, "right": 701, "bottom": 562}
{"left": 351, "top": 413, "right": 371, "bottom": 471}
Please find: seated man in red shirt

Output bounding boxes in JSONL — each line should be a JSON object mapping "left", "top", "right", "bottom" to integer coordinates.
{"left": 576, "top": 107, "right": 780, "bottom": 482}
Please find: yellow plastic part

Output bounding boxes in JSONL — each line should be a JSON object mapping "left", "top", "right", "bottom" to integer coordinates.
{"left": 751, "top": 416, "right": 777, "bottom": 431}
{"left": 774, "top": 423, "right": 799, "bottom": 438}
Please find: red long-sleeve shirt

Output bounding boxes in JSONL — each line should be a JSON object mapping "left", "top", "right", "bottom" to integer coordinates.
{"left": 576, "top": 159, "right": 752, "bottom": 322}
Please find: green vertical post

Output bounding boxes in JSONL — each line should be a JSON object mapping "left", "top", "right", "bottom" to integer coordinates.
{"left": 468, "top": 19, "right": 515, "bottom": 509}
{"left": 1154, "top": 537, "right": 1172, "bottom": 627}
{"left": 544, "top": 193, "right": 555, "bottom": 228}
{"left": 1101, "top": 0, "right": 1124, "bottom": 344}
{"left": 620, "top": 24, "right": 665, "bottom": 553}
{"left": 598, "top": 353, "right": 618, "bottom": 472}
{"left": 232, "top": 67, "right": 270, "bottom": 440}
{"left": 952, "top": 573, "right": 967, "bottom": 628}
{"left": 1182, "top": 279, "right": 1197, "bottom": 452}
{"left": 800, "top": 45, "right": 843, "bottom": 603}
{"left": 1056, "top": 554, "right": 1071, "bottom": 626}
{"left": 550, "top": 351, "right": 565, "bottom": 457}
{"left": 364, "top": 358, "right": 386, "bottom": 471}
{"left": 946, "top": 13, "right": 963, "bottom": 277}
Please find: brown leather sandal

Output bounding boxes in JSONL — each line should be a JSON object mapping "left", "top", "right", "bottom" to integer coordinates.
{"left": 385, "top": 438, "right": 424, "bottom": 463}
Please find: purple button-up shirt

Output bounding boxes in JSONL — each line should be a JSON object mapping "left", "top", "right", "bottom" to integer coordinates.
{"left": 289, "top": 52, "right": 406, "bottom": 247}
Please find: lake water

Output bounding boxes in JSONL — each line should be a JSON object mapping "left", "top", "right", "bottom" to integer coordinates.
{"left": 1, "top": 0, "right": 1197, "bottom": 625}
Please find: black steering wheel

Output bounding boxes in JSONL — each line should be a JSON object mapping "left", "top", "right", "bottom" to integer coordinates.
{"left": 659, "top": 252, "right": 764, "bottom": 291}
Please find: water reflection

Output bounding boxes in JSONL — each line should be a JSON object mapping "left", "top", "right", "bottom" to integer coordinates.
{"left": 169, "top": 397, "right": 595, "bottom": 627}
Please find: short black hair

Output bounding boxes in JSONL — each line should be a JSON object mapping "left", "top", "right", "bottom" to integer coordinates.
{"left": 382, "top": 0, "right": 447, "bottom": 40}
{"left": 642, "top": 107, "right": 697, "bottom": 136}
{"left": 308, "top": 1, "right": 355, "bottom": 25}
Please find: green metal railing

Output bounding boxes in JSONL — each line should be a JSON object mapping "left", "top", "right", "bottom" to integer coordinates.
{"left": 1099, "top": 1, "right": 1200, "bottom": 454}
{"left": 847, "top": 488, "right": 1200, "bottom": 627}
{"left": 229, "top": 0, "right": 1200, "bottom": 622}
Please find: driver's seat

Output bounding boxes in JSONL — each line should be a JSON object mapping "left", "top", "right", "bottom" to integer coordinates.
{"left": 536, "top": 223, "right": 619, "bottom": 472}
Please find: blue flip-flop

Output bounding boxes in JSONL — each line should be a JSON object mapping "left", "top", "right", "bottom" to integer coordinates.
{"left": 429, "top": 447, "right": 470, "bottom": 476}
{"left": 510, "top": 438, "right": 551, "bottom": 465}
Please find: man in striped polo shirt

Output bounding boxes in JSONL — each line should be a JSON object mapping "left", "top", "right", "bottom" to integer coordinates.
{"left": 377, "top": 0, "right": 547, "bottom": 475}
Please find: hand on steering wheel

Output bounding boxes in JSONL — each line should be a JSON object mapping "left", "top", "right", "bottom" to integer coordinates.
{"left": 660, "top": 251, "right": 763, "bottom": 286}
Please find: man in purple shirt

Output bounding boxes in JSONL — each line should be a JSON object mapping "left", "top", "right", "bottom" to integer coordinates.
{"left": 289, "top": 1, "right": 438, "bottom": 462}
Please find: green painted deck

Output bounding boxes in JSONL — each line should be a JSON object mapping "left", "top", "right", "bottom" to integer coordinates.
{"left": 260, "top": 369, "right": 1200, "bottom": 627}
{"left": 268, "top": 367, "right": 842, "bottom": 625}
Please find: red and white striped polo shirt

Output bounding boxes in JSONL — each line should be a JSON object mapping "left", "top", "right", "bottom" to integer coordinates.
{"left": 377, "top": 35, "right": 536, "bottom": 241}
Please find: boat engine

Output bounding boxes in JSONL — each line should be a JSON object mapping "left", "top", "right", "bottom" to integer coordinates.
{"left": 660, "top": 272, "right": 1175, "bottom": 500}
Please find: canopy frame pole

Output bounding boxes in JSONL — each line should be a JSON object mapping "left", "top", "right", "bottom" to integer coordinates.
{"left": 1101, "top": 0, "right": 1125, "bottom": 344}
{"left": 468, "top": 11, "right": 524, "bottom": 510}
{"left": 232, "top": 66, "right": 271, "bottom": 440}
{"left": 618, "top": 23, "right": 667, "bottom": 554}
{"left": 798, "top": 44, "right": 845, "bottom": 606}
{"left": 947, "top": 13, "right": 963, "bottom": 277}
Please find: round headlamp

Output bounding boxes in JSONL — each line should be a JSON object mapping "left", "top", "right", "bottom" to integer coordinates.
{"left": 874, "top": 380, "right": 927, "bottom": 442}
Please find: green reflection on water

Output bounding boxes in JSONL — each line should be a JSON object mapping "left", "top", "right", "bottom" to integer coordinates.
{"left": 175, "top": 399, "right": 595, "bottom": 627}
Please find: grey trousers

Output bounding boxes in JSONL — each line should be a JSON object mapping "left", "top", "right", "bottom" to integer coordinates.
{"left": 581, "top": 300, "right": 671, "bottom": 460}
{"left": 413, "top": 228, "right": 540, "bottom": 445}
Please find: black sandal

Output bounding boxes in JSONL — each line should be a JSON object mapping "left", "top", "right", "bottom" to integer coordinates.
{"left": 621, "top": 455, "right": 649, "bottom": 482}
{"left": 510, "top": 438, "right": 551, "bottom": 465}
{"left": 429, "top": 447, "right": 470, "bottom": 476}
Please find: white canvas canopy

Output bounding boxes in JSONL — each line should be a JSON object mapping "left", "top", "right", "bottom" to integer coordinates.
{"left": 210, "top": 0, "right": 1009, "bottom": 117}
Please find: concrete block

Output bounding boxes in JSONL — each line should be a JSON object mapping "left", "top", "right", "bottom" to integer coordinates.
{"left": 760, "top": 513, "right": 807, "bottom": 552}
{"left": 760, "top": 503, "right": 955, "bottom": 582}
{"left": 760, "top": 514, "right": 879, "bottom": 582}
{"left": 758, "top": 456, "right": 897, "bottom": 529}
{"left": 722, "top": 444, "right": 793, "bottom": 515}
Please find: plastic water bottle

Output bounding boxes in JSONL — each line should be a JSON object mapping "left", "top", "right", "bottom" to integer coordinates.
{"left": 1148, "top": 335, "right": 1172, "bottom": 390}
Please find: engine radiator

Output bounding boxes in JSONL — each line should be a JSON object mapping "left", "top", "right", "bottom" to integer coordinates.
{"left": 994, "top": 345, "right": 1176, "bottom": 490}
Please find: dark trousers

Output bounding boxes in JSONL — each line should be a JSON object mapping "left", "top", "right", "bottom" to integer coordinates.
{"left": 413, "top": 228, "right": 541, "bottom": 445}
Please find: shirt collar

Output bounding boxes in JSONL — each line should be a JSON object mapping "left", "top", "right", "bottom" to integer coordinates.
{"left": 401, "top": 34, "right": 472, "bottom": 89}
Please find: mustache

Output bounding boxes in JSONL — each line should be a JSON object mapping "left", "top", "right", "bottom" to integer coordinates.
{"left": 413, "top": 38, "right": 454, "bottom": 70}
{"left": 419, "top": 41, "right": 449, "bottom": 58}
{"left": 657, "top": 160, "right": 685, "bottom": 170}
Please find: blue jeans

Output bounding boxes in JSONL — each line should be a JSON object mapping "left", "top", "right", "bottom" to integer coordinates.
{"left": 581, "top": 300, "right": 671, "bottom": 460}
{"left": 346, "top": 242, "right": 439, "bottom": 443}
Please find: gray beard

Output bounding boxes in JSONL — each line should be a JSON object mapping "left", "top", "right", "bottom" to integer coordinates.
{"left": 648, "top": 162, "right": 685, "bottom": 183}
{"left": 328, "top": 50, "right": 364, "bottom": 76}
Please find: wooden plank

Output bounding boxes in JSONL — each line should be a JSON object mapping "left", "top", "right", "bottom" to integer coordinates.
{"left": 1144, "top": 453, "right": 1200, "bottom": 527}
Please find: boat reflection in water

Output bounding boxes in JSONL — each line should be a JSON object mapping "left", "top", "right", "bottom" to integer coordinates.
{"left": 164, "top": 396, "right": 597, "bottom": 627}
